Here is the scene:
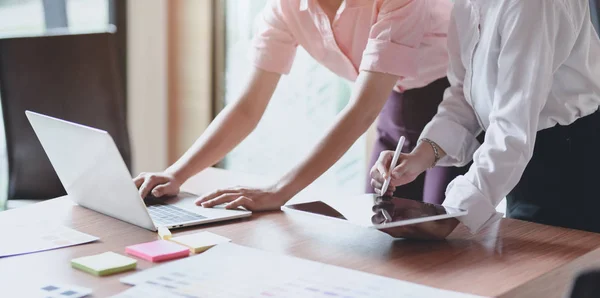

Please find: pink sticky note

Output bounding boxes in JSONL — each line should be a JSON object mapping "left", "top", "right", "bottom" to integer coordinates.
{"left": 125, "top": 240, "right": 189, "bottom": 262}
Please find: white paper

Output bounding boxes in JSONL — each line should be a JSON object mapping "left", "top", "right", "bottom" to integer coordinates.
{"left": 0, "top": 225, "right": 98, "bottom": 258}
{"left": 110, "top": 284, "right": 175, "bottom": 298}
{"left": 29, "top": 283, "right": 92, "bottom": 298}
{"left": 122, "top": 243, "right": 485, "bottom": 298}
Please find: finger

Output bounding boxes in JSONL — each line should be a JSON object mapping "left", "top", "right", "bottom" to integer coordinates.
{"left": 371, "top": 179, "right": 396, "bottom": 191}
{"left": 375, "top": 151, "right": 393, "bottom": 178}
{"left": 200, "top": 193, "right": 240, "bottom": 208}
{"left": 384, "top": 188, "right": 394, "bottom": 196}
{"left": 374, "top": 188, "right": 394, "bottom": 198}
{"left": 372, "top": 200, "right": 394, "bottom": 212}
{"left": 133, "top": 175, "right": 145, "bottom": 188}
{"left": 371, "top": 178, "right": 395, "bottom": 193}
{"left": 152, "top": 182, "right": 176, "bottom": 197}
{"left": 194, "top": 189, "right": 231, "bottom": 205}
{"left": 376, "top": 184, "right": 395, "bottom": 193}
{"left": 225, "top": 196, "right": 256, "bottom": 210}
{"left": 369, "top": 166, "right": 385, "bottom": 184}
{"left": 370, "top": 179, "right": 383, "bottom": 191}
{"left": 371, "top": 212, "right": 386, "bottom": 225}
{"left": 139, "top": 175, "right": 169, "bottom": 199}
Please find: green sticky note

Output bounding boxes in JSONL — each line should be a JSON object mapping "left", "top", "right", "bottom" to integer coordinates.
{"left": 71, "top": 251, "right": 137, "bottom": 276}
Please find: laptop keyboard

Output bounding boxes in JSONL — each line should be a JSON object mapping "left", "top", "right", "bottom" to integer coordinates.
{"left": 146, "top": 202, "right": 206, "bottom": 226}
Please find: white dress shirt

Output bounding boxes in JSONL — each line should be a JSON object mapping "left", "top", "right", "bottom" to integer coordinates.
{"left": 421, "top": 0, "right": 600, "bottom": 233}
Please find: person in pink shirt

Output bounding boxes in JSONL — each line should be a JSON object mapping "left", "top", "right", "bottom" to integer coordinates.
{"left": 134, "top": 0, "right": 460, "bottom": 210}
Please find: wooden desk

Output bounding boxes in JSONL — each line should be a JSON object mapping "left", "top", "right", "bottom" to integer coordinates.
{"left": 1, "top": 168, "right": 600, "bottom": 297}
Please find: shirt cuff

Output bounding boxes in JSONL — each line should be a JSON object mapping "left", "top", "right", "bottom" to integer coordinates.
{"left": 249, "top": 39, "right": 297, "bottom": 75}
{"left": 420, "top": 118, "right": 480, "bottom": 167}
{"left": 359, "top": 39, "right": 419, "bottom": 78}
{"left": 443, "top": 176, "right": 503, "bottom": 234}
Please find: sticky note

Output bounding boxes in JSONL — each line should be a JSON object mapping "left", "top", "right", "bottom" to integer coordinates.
{"left": 125, "top": 240, "right": 189, "bottom": 262}
{"left": 169, "top": 232, "right": 231, "bottom": 254}
{"left": 71, "top": 251, "right": 137, "bottom": 276}
{"left": 157, "top": 226, "right": 172, "bottom": 240}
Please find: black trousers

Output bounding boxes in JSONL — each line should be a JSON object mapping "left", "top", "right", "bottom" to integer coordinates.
{"left": 507, "top": 109, "right": 600, "bottom": 233}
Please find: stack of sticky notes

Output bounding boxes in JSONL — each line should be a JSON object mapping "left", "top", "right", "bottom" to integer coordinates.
{"left": 169, "top": 231, "right": 231, "bottom": 254}
{"left": 157, "top": 226, "right": 171, "bottom": 240}
{"left": 71, "top": 251, "right": 137, "bottom": 276}
{"left": 125, "top": 240, "right": 189, "bottom": 262}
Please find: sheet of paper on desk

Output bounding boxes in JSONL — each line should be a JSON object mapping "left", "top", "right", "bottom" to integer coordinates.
{"left": 122, "top": 243, "right": 485, "bottom": 298}
{"left": 110, "top": 284, "right": 174, "bottom": 298}
{"left": 0, "top": 225, "right": 98, "bottom": 258}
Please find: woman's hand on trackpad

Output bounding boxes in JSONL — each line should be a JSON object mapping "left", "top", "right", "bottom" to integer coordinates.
{"left": 194, "top": 186, "right": 287, "bottom": 212}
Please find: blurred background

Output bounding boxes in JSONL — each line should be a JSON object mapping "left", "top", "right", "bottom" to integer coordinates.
{"left": 1, "top": 0, "right": 599, "bottom": 212}
{"left": 0, "top": 0, "right": 368, "bottom": 210}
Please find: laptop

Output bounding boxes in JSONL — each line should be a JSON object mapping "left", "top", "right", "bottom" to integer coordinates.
{"left": 25, "top": 111, "right": 251, "bottom": 231}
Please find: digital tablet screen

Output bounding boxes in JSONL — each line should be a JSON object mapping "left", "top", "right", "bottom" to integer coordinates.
{"left": 284, "top": 194, "right": 467, "bottom": 229}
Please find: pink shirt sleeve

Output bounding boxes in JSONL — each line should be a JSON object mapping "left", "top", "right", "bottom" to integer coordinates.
{"left": 250, "top": 1, "right": 298, "bottom": 75}
{"left": 359, "top": 0, "right": 429, "bottom": 78}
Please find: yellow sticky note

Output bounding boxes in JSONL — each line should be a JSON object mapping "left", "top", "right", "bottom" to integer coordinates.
{"left": 158, "top": 226, "right": 171, "bottom": 240}
{"left": 72, "top": 252, "right": 137, "bottom": 276}
{"left": 169, "top": 232, "right": 231, "bottom": 254}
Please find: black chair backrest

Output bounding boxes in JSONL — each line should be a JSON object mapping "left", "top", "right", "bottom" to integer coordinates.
{"left": 591, "top": 0, "right": 600, "bottom": 36}
{"left": 0, "top": 32, "right": 131, "bottom": 200}
{"left": 569, "top": 269, "right": 600, "bottom": 298}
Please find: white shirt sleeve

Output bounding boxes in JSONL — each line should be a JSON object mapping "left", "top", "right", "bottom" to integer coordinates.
{"left": 420, "top": 8, "right": 483, "bottom": 168}
{"left": 443, "top": 0, "right": 577, "bottom": 233}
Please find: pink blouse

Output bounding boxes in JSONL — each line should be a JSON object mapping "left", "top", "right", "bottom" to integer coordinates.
{"left": 250, "top": 0, "right": 453, "bottom": 91}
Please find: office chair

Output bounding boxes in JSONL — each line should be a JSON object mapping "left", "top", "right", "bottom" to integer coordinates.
{"left": 591, "top": 0, "right": 600, "bottom": 36}
{"left": 0, "top": 32, "right": 131, "bottom": 202}
{"left": 568, "top": 269, "right": 600, "bottom": 298}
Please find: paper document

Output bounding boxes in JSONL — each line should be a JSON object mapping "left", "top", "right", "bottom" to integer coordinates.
{"left": 110, "top": 284, "right": 174, "bottom": 298}
{"left": 122, "top": 243, "right": 485, "bottom": 298}
{"left": 0, "top": 225, "right": 98, "bottom": 258}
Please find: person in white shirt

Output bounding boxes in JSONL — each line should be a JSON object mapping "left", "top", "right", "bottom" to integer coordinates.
{"left": 370, "top": 0, "right": 600, "bottom": 239}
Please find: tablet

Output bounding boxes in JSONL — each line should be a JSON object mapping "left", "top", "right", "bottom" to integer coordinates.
{"left": 283, "top": 194, "right": 467, "bottom": 230}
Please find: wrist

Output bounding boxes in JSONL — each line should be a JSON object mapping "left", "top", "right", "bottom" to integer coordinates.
{"left": 271, "top": 179, "right": 299, "bottom": 205}
{"left": 165, "top": 165, "right": 190, "bottom": 185}
{"left": 413, "top": 141, "right": 437, "bottom": 169}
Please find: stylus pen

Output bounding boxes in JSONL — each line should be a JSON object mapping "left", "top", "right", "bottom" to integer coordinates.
{"left": 381, "top": 209, "right": 392, "bottom": 222}
{"left": 380, "top": 136, "right": 405, "bottom": 196}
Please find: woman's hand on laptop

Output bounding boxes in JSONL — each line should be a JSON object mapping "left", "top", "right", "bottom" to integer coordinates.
{"left": 195, "top": 186, "right": 287, "bottom": 211}
{"left": 133, "top": 172, "right": 182, "bottom": 199}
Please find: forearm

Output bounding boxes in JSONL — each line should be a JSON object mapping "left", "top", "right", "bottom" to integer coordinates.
{"left": 166, "top": 103, "right": 261, "bottom": 182}
{"left": 274, "top": 71, "right": 398, "bottom": 201}
{"left": 166, "top": 67, "right": 280, "bottom": 183}
{"left": 275, "top": 106, "right": 379, "bottom": 198}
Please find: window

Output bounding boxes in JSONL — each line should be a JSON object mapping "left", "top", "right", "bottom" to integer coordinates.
{"left": 222, "top": 0, "right": 367, "bottom": 193}
{"left": 66, "top": 0, "right": 111, "bottom": 33}
{"left": 0, "top": 0, "right": 112, "bottom": 36}
{"left": 0, "top": 0, "right": 45, "bottom": 35}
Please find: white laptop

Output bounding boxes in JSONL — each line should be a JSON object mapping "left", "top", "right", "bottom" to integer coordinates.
{"left": 26, "top": 111, "right": 251, "bottom": 231}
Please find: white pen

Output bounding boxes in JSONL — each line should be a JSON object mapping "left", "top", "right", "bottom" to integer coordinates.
{"left": 380, "top": 136, "right": 405, "bottom": 196}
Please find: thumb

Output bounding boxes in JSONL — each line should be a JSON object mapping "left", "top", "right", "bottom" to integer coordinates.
{"left": 152, "top": 183, "right": 177, "bottom": 197}
{"left": 391, "top": 156, "right": 409, "bottom": 179}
